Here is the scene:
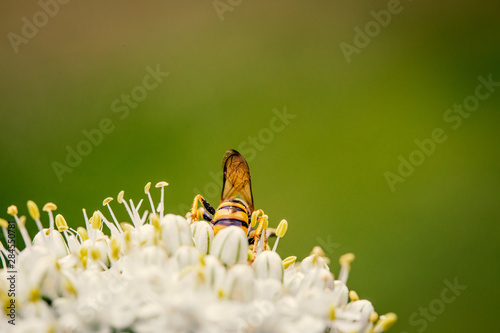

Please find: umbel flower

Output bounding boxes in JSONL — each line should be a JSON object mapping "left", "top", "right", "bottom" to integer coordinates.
{"left": 0, "top": 182, "right": 396, "bottom": 333}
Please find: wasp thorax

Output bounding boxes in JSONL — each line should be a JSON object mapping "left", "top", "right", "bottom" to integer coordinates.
{"left": 210, "top": 226, "right": 248, "bottom": 266}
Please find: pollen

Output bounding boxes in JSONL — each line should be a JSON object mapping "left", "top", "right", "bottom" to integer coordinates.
{"left": 27, "top": 200, "right": 40, "bottom": 220}
{"left": 155, "top": 181, "right": 169, "bottom": 188}
{"left": 0, "top": 218, "right": 7, "bottom": 228}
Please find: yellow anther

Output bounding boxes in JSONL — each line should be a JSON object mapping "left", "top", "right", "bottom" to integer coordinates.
{"left": 64, "top": 278, "right": 77, "bottom": 296}
{"left": 91, "top": 212, "right": 102, "bottom": 229}
{"left": 117, "top": 190, "right": 125, "bottom": 204}
{"left": 310, "top": 246, "right": 326, "bottom": 257}
{"left": 370, "top": 312, "right": 379, "bottom": 323}
{"left": 378, "top": 313, "right": 398, "bottom": 330}
{"left": 144, "top": 182, "right": 152, "bottom": 193}
{"left": 120, "top": 222, "right": 135, "bottom": 232}
{"left": 150, "top": 214, "right": 160, "bottom": 230}
{"left": 339, "top": 253, "right": 355, "bottom": 266}
{"left": 29, "top": 287, "right": 41, "bottom": 302}
{"left": 262, "top": 215, "right": 269, "bottom": 229}
{"left": 0, "top": 218, "right": 8, "bottom": 228}
{"left": 124, "top": 230, "right": 131, "bottom": 243}
{"left": 349, "top": 290, "right": 359, "bottom": 302}
{"left": 79, "top": 246, "right": 88, "bottom": 258}
{"left": 27, "top": 200, "right": 40, "bottom": 220}
{"left": 155, "top": 181, "right": 169, "bottom": 188}
{"left": 102, "top": 197, "right": 113, "bottom": 206}
{"left": 90, "top": 247, "right": 101, "bottom": 260}
{"left": 111, "top": 237, "right": 120, "bottom": 260}
{"left": 77, "top": 227, "right": 89, "bottom": 241}
{"left": 276, "top": 219, "right": 288, "bottom": 237}
{"left": 42, "top": 202, "right": 57, "bottom": 212}
{"left": 19, "top": 215, "right": 26, "bottom": 226}
{"left": 55, "top": 214, "right": 69, "bottom": 232}
{"left": 81, "top": 256, "right": 87, "bottom": 269}
{"left": 282, "top": 256, "right": 297, "bottom": 269}
{"left": 248, "top": 249, "right": 254, "bottom": 262}
{"left": 250, "top": 209, "right": 264, "bottom": 228}
{"left": 217, "top": 288, "right": 225, "bottom": 299}
{"left": 329, "top": 305, "right": 336, "bottom": 321}
{"left": 7, "top": 205, "right": 18, "bottom": 216}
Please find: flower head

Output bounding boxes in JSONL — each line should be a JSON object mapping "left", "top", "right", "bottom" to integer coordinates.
{"left": 0, "top": 183, "right": 396, "bottom": 333}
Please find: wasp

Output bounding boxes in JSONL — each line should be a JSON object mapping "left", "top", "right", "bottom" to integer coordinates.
{"left": 190, "top": 149, "right": 269, "bottom": 247}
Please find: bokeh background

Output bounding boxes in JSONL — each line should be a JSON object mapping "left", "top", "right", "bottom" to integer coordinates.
{"left": 1, "top": 0, "right": 499, "bottom": 332}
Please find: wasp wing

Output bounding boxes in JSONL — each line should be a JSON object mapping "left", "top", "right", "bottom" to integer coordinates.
{"left": 221, "top": 149, "right": 254, "bottom": 212}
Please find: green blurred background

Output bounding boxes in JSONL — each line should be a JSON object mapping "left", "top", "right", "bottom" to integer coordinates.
{"left": 1, "top": 0, "right": 499, "bottom": 332}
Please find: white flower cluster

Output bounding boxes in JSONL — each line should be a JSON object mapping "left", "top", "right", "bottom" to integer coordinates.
{"left": 0, "top": 183, "right": 396, "bottom": 333}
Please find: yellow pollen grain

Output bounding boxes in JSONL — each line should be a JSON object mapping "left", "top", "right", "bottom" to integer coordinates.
{"left": 102, "top": 197, "right": 113, "bottom": 206}
{"left": 7, "top": 205, "right": 18, "bottom": 216}
{"left": 144, "top": 182, "right": 151, "bottom": 193}
{"left": 117, "top": 190, "right": 125, "bottom": 204}
{"left": 42, "top": 202, "right": 57, "bottom": 212}
{"left": 77, "top": 227, "right": 89, "bottom": 241}
{"left": 349, "top": 290, "right": 359, "bottom": 302}
{"left": 155, "top": 181, "right": 169, "bottom": 188}
{"left": 283, "top": 256, "right": 297, "bottom": 269}
{"left": 276, "top": 219, "right": 288, "bottom": 237}
{"left": 27, "top": 200, "right": 40, "bottom": 220}
{"left": 0, "top": 218, "right": 7, "bottom": 228}
{"left": 19, "top": 215, "right": 26, "bottom": 226}
{"left": 55, "top": 214, "right": 69, "bottom": 232}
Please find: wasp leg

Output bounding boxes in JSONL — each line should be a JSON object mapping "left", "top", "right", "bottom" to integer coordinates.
{"left": 201, "top": 209, "right": 213, "bottom": 222}
{"left": 191, "top": 195, "right": 216, "bottom": 222}
{"left": 200, "top": 197, "right": 216, "bottom": 215}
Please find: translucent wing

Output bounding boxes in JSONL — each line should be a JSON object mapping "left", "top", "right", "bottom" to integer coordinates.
{"left": 221, "top": 149, "right": 254, "bottom": 212}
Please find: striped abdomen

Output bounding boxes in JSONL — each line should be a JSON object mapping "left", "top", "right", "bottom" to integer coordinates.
{"left": 213, "top": 199, "right": 250, "bottom": 235}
